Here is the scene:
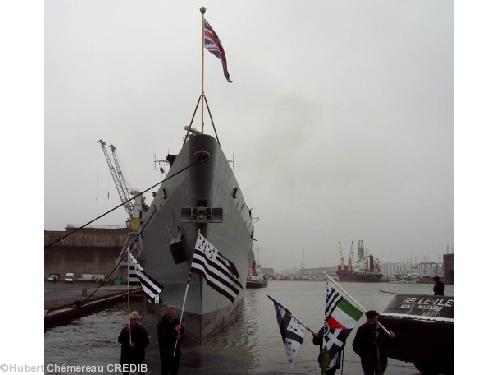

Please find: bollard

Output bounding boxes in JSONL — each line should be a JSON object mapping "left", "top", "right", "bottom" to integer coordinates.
{"left": 82, "top": 288, "right": 87, "bottom": 297}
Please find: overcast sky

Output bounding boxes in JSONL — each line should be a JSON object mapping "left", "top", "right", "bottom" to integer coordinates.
{"left": 45, "top": 0, "right": 453, "bottom": 270}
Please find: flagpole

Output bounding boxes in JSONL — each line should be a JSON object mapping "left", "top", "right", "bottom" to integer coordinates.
{"left": 322, "top": 271, "right": 391, "bottom": 335}
{"left": 127, "top": 248, "right": 132, "bottom": 346}
{"left": 322, "top": 271, "right": 367, "bottom": 311}
{"left": 173, "top": 271, "right": 191, "bottom": 356}
{"left": 127, "top": 248, "right": 130, "bottom": 311}
{"left": 200, "top": 6, "right": 206, "bottom": 133}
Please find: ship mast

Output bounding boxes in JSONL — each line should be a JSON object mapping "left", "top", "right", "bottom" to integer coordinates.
{"left": 200, "top": 7, "right": 206, "bottom": 133}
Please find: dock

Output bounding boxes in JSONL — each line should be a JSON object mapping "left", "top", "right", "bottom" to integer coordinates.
{"left": 44, "top": 281, "right": 143, "bottom": 330}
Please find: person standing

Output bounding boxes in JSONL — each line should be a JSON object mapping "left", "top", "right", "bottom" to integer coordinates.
{"left": 312, "top": 327, "right": 342, "bottom": 374}
{"left": 157, "top": 306, "right": 184, "bottom": 375}
{"left": 433, "top": 276, "right": 445, "bottom": 296}
{"left": 118, "top": 311, "right": 149, "bottom": 375}
{"left": 353, "top": 310, "right": 395, "bottom": 375}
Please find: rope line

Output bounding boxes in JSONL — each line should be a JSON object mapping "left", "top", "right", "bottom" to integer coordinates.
{"left": 203, "top": 95, "right": 221, "bottom": 145}
{"left": 45, "top": 159, "right": 204, "bottom": 249}
{"left": 45, "top": 251, "right": 130, "bottom": 317}
{"left": 45, "top": 199, "right": 165, "bottom": 316}
{"left": 183, "top": 95, "right": 203, "bottom": 144}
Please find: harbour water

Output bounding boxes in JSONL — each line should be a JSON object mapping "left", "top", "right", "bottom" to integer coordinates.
{"left": 45, "top": 281, "right": 453, "bottom": 374}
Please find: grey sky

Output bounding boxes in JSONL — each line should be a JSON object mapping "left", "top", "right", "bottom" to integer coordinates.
{"left": 45, "top": 0, "right": 453, "bottom": 270}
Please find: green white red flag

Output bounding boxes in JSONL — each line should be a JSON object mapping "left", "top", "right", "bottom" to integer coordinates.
{"left": 321, "top": 282, "right": 363, "bottom": 372}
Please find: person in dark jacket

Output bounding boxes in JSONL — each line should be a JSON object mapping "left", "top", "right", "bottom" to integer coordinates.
{"left": 157, "top": 306, "right": 184, "bottom": 375}
{"left": 353, "top": 310, "right": 395, "bottom": 375}
{"left": 312, "top": 327, "right": 342, "bottom": 374}
{"left": 433, "top": 276, "right": 445, "bottom": 295}
{"left": 118, "top": 311, "right": 149, "bottom": 375}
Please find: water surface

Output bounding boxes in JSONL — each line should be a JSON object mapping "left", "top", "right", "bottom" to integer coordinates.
{"left": 45, "top": 281, "right": 453, "bottom": 374}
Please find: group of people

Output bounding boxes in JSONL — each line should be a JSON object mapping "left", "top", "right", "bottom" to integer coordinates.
{"left": 118, "top": 306, "right": 183, "bottom": 375}
{"left": 312, "top": 310, "right": 396, "bottom": 375}
{"left": 310, "top": 278, "right": 445, "bottom": 375}
{"left": 119, "top": 279, "right": 445, "bottom": 375}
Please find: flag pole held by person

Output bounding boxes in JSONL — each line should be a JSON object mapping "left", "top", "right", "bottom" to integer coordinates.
{"left": 322, "top": 271, "right": 391, "bottom": 335}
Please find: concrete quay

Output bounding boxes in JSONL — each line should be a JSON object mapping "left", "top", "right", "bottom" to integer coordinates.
{"left": 44, "top": 281, "right": 142, "bottom": 330}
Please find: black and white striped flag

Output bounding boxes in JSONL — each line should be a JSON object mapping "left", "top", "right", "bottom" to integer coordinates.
{"left": 268, "top": 295, "right": 308, "bottom": 368}
{"left": 128, "top": 252, "right": 164, "bottom": 304}
{"left": 190, "top": 230, "right": 243, "bottom": 303}
{"left": 321, "top": 282, "right": 363, "bottom": 371}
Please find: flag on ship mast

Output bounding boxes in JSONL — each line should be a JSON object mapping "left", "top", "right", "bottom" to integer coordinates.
{"left": 321, "top": 282, "right": 363, "bottom": 372}
{"left": 203, "top": 18, "right": 232, "bottom": 82}
{"left": 128, "top": 252, "right": 164, "bottom": 304}
{"left": 190, "top": 230, "right": 243, "bottom": 302}
{"left": 268, "top": 295, "right": 308, "bottom": 368}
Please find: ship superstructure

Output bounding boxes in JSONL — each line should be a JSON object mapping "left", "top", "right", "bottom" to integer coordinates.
{"left": 336, "top": 240, "right": 383, "bottom": 282}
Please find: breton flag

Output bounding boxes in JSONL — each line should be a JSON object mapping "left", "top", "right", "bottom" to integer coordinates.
{"left": 321, "top": 282, "right": 363, "bottom": 371}
{"left": 128, "top": 252, "right": 164, "bottom": 304}
{"left": 190, "top": 230, "right": 243, "bottom": 302}
{"left": 268, "top": 295, "right": 308, "bottom": 368}
{"left": 204, "top": 19, "right": 232, "bottom": 82}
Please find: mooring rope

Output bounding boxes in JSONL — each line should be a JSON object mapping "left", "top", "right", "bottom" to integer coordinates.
{"left": 45, "top": 189, "right": 167, "bottom": 316}
{"left": 183, "top": 95, "right": 203, "bottom": 145}
{"left": 203, "top": 95, "right": 221, "bottom": 145}
{"left": 45, "top": 158, "right": 204, "bottom": 249}
{"left": 182, "top": 94, "right": 221, "bottom": 145}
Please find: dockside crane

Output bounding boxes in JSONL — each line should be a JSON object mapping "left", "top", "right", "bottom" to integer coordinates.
{"left": 99, "top": 139, "right": 145, "bottom": 281}
{"left": 348, "top": 240, "right": 354, "bottom": 272}
{"left": 98, "top": 139, "right": 134, "bottom": 217}
{"left": 338, "top": 241, "right": 345, "bottom": 271}
{"left": 110, "top": 144, "right": 132, "bottom": 199}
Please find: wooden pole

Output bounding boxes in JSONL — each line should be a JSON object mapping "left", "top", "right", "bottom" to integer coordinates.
{"left": 322, "top": 271, "right": 391, "bottom": 335}
{"left": 200, "top": 7, "right": 206, "bottom": 133}
{"left": 127, "top": 249, "right": 132, "bottom": 346}
{"left": 173, "top": 272, "right": 191, "bottom": 356}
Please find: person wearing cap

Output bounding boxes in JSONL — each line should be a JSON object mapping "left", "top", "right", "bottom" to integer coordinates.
{"left": 118, "top": 311, "right": 149, "bottom": 375}
{"left": 433, "top": 276, "right": 445, "bottom": 296}
{"left": 157, "top": 306, "right": 184, "bottom": 375}
{"left": 353, "top": 310, "right": 395, "bottom": 375}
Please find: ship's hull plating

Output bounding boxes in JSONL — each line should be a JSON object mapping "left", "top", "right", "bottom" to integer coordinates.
{"left": 139, "top": 134, "right": 254, "bottom": 342}
{"left": 336, "top": 270, "right": 383, "bottom": 282}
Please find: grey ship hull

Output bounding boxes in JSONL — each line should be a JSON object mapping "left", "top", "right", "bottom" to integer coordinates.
{"left": 138, "top": 134, "right": 254, "bottom": 342}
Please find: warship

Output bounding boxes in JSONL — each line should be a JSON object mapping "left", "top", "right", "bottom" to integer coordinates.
{"left": 138, "top": 132, "right": 255, "bottom": 342}
{"left": 134, "top": 8, "right": 255, "bottom": 342}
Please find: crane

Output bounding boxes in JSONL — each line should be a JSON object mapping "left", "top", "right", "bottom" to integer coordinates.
{"left": 109, "top": 144, "right": 132, "bottom": 198}
{"left": 348, "top": 241, "right": 354, "bottom": 272}
{"left": 300, "top": 248, "right": 305, "bottom": 273}
{"left": 98, "top": 140, "right": 134, "bottom": 217}
{"left": 338, "top": 241, "right": 345, "bottom": 271}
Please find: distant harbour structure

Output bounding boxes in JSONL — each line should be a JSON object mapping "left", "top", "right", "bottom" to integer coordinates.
{"left": 382, "top": 261, "right": 443, "bottom": 279}
{"left": 336, "top": 240, "right": 383, "bottom": 282}
{"left": 443, "top": 253, "right": 454, "bottom": 284}
{"left": 44, "top": 226, "right": 129, "bottom": 279}
{"left": 274, "top": 266, "right": 338, "bottom": 280}
{"left": 261, "top": 268, "right": 275, "bottom": 278}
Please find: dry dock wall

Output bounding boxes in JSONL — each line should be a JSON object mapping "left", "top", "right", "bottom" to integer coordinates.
{"left": 44, "top": 227, "right": 129, "bottom": 278}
